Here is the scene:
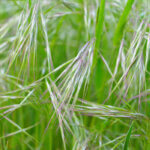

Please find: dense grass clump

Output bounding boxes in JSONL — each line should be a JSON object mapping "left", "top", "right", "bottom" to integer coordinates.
{"left": 0, "top": 0, "right": 150, "bottom": 149}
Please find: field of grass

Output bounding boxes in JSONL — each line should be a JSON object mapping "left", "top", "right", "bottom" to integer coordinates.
{"left": 0, "top": 0, "right": 150, "bottom": 149}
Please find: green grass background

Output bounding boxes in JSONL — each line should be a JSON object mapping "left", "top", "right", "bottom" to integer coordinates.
{"left": 0, "top": 0, "right": 150, "bottom": 149}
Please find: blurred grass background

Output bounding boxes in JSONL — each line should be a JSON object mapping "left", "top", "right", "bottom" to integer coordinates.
{"left": 0, "top": 0, "right": 150, "bottom": 149}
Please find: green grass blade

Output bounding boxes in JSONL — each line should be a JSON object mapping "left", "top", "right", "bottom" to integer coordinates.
{"left": 124, "top": 122, "right": 133, "bottom": 150}
{"left": 93, "top": 0, "right": 106, "bottom": 99}
{"left": 113, "top": 0, "right": 135, "bottom": 46}
{"left": 93, "top": 0, "right": 105, "bottom": 66}
{"left": 95, "top": 0, "right": 105, "bottom": 50}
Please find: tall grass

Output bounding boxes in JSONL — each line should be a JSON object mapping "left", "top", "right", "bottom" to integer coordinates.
{"left": 0, "top": 0, "right": 150, "bottom": 149}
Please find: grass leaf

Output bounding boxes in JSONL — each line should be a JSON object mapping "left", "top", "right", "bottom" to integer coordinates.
{"left": 113, "top": 0, "right": 135, "bottom": 46}
{"left": 124, "top": 122, "right": 133, "bottom": 150}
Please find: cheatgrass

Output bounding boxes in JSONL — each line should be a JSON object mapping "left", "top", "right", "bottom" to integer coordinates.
{"left": 0, "top": 0, "right": 150, "bottom": 149}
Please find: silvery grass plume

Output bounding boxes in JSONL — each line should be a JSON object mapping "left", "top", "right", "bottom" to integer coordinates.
{"left": 108, "top": 21, "right": 149, "bottom": 106}
{"left": 6, "top": 1, "right": 53, "bottom": 79}
{"left": 72, "top": 99, "right": 146, "bottom": 149}
{"left": 74, "top": 98, "right": 145, "bottom": 119}
{"left": 0, "top": 17, "right": 18, "bottom": 68}
{"left": 45, "top": 38, "right": 145, "bottom": 150}
{"left": 46, "top": 40, "right": 94, "bottom": 149}
{"left": 7, "top": 2, "right": 39, "bottom": 73}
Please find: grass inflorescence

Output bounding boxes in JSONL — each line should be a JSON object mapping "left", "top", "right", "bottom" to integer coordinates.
{"left": 0, "top": 0, "right": 150, "bottom": 149}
